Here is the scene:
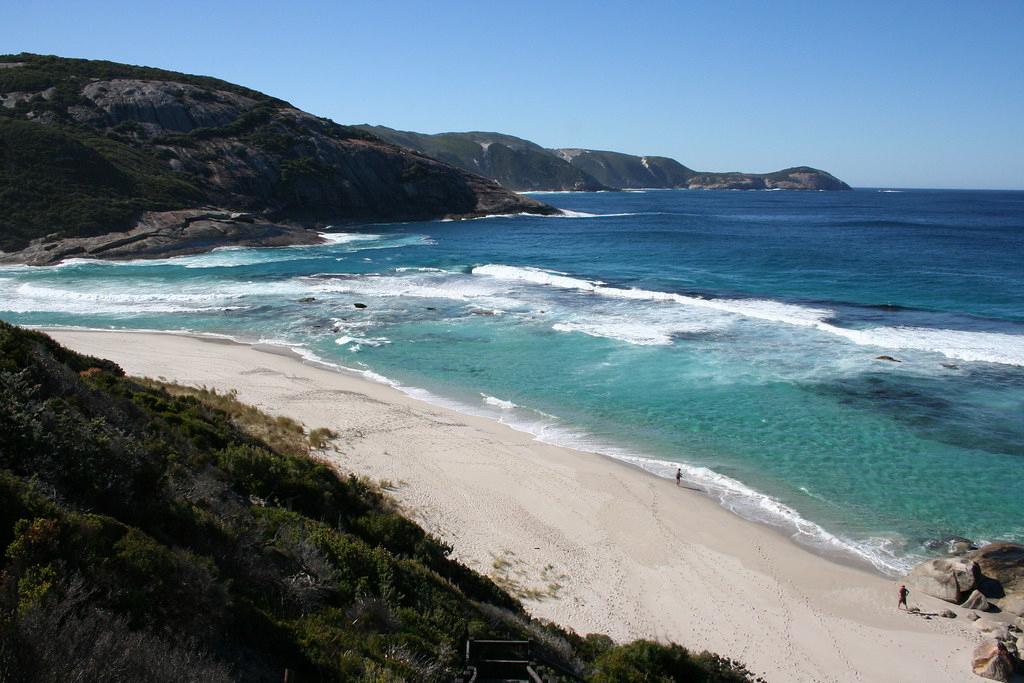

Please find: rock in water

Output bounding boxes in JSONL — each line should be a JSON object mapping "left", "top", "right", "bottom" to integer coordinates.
{"left": 971, "top": 640, "right": 1014, "bottom": 682}
{"left": 875, "top": 355, "right": 902, "bottom": 363}
{"left": 963, "top": 589, "right": 992, "bottom": 611}
{"left": 908, "top": 556, "right": 979, "bottom": 602}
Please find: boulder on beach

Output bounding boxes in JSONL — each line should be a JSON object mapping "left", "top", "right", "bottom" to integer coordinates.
{"left": 940, "top": 608, "right": 957, "bottom": 618}
{"left": 908, "top": 556, "right": 979, "bottom": 602}
{"left": 974, "top": 619, "right": 1011, "bottom": 642}
{"left": 1000, "top": 595, "right": 1024, "bottom": 617}
{"left": 967, "top": 543, "right": 1024, "bottom": 613}
{"left": 967, "top": 612, "right": 981, "bottom": 621}
{"left": 972, "top": 640, "right": 1014, "bottom": 682}
{"left": 963, "top": 589, "right": 991, "bottom": 611}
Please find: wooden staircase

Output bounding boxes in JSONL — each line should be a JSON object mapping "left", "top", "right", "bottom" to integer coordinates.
{"left": 453, "top": 639, "right": 550, "bottom": 683}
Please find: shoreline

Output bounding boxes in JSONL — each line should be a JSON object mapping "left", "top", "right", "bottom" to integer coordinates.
{"left": 42, "top": 327, "right": 982, "bottom": 682}
{"left": 36, "top": 325, "right": 910, "bottom": 577}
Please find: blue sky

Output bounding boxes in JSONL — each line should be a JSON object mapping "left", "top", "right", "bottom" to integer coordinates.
{"left": 4, "top": 1, "right": 1023, "bottom": 189}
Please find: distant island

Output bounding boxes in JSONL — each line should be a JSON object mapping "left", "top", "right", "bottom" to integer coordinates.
{"left": 357, "top": 125, "right": 852, "bottom": 193}
{"left": 0, "top": 54, "right": 554, "bottom": 265}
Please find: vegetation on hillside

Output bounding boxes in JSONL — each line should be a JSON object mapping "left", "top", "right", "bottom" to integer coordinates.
{"left": 1, "top": 54, "right": 546, "bottom": 256}
{"left": 0, "top": 321, "right": 761, "bottom": 682}
{"left": 356, "top": 126, "right": 609, "bottom": 192}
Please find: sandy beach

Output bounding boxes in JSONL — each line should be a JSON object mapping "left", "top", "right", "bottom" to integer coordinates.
{"left": 47, "top": 328, "right": 984, "bottom": 682}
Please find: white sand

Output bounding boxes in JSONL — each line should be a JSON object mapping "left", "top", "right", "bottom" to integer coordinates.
{"left": 48, "top": 329, "right": 984, "bottom": 682}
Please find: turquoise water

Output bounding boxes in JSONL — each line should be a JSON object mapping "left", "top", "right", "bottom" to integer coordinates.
{"left": 2, "top": 189, "right": 1022, "bottom": 574}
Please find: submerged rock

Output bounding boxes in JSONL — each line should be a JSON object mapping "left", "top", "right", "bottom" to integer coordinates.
{"left": 908, "top": 556, "right": 979, "bottom": 603}
{"left": 875, "top": 355, "right": 902, "bottom": 363}
{"left": 923, "top": 535, "right": 978, "bottom": 555}
{"left": 972, "top": 640, "right": 1014, "bottom": 682}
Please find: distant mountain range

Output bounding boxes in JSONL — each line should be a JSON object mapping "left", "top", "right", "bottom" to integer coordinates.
{"left": 357, "top": 125, "right": 851, "bottom": 192}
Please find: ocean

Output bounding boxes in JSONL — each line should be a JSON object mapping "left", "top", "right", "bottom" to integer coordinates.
{"left": 2, "top": 188, "right": 1022, "bottom": 575}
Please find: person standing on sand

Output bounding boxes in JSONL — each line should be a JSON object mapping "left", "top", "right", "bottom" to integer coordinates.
{"left": 675, "top": 467, "right": 682, "bottom": 487}
{"left": 898, "top": 584, "right": 910, "bottom": 610}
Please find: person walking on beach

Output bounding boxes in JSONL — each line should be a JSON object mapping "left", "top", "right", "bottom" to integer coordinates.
{"left": 897, "top": 584, "right": 910, "bottom": 610}
{"left": 675, "top": 467, "right": 682, "bottom": 487}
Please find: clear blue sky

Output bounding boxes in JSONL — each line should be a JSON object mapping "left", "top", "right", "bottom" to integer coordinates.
{"left": 5, "top": 1, "right": 1023, "bottom": 189}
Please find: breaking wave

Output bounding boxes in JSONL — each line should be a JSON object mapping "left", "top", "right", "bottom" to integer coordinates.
{"left": 471, "top": 264, "right": 1024, "bottom": 365}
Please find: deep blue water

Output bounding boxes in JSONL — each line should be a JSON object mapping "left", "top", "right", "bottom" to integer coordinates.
{"left": 3, "top": 188, "right": 1022, "bottom": 574}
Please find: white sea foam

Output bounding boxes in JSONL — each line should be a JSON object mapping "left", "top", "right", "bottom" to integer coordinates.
{"left": 306, "top": 272, "right": 522, "bottom": 308}
{"left": 820, "top": 324, "right": 1024, "bottom": 366}
{"left": 318, "top": 231, "right": 381, "bottom": 244}
{"left": 334, "top": 335, "right": 391, "bottom": 351}
{"left": 0, "top": 282, "right": 231, "bottom": 314}
{"left": 472, "top": 264, "right": 831, "bottom": 327}
{"left": 552, "top": 321, "right": 673, "bottom": 346}
{"left": 473, "top": 264, "right": 1024, "bottom": 366}
{"left": 33, "top": 232, "right": 421, "bottom": 270}
{"left": 481, "top": 393, "right": 518, "bottom": 410}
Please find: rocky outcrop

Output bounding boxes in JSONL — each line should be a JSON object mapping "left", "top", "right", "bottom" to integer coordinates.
{"left": 1001, "top": 595, "right": 1024, "bottom": 617}
{"left": 973, "top": 620, "right": 1010, "bottom": 641}
{"left": 908, "top": 557, "right": 979, "bottom": 603}
{"left": 0, "top": 209, "right": 324, "bottom": 266}
{"left": 972, "top": 640, "right": 1014, "bottom": 682}
{"left": 75, "top": 79, "right": 257, "bottom": 133}
{"left": 963, "top": 589, "right": 992, "bottom": 611}
{"left": 968, "top": 543, "right": 1024, "bottom": 614}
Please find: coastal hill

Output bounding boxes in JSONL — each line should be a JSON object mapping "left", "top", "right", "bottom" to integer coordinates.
{"left": 555, "top": 149, "right": 851, "bottom": 191}
{"left": 0, "top": 321, "right": 759, "bottom": 682}
{"left": 357, "top": 125, "right": 851, "bottom": 192}
{"left": 357, "top": 125, "right": 610, "bottom": 192}
{"left": 0, "top": 54, "right": 553, "bottom": 264}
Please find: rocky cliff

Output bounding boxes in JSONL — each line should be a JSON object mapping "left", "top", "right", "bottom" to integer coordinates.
{"left": 0, "top": 54, "right": 554, "bottom": 263}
